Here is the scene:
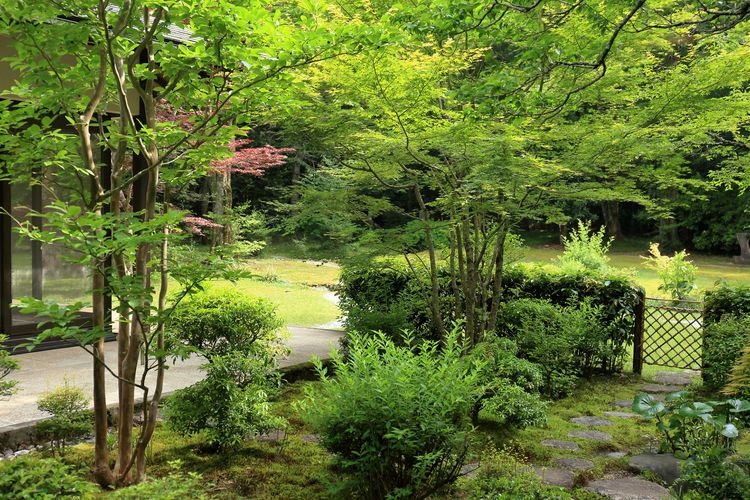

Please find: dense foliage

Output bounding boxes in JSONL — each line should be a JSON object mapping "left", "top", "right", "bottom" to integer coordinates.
{"left": 169, "top": 288, "right": 287, "bottom": 361}
{"left": 0, "top": 456, "right": 97, "bottom": 499}
{"left": 704, "top": 285, "right": 750, "bottom": 325}
{"left": 36, "top": 381, "right": 92, "bottom": 456}
{"left": 0, "top": 334, "right": 18, "bottom": 398}
{"left": 164, "top": 354, "right": 285, "bottom": 450}
{"left": 702, "top": 315, "right": 750, "bottom": 392}
{"left": 303, "top": 329, "right": 481, "bottom": 499}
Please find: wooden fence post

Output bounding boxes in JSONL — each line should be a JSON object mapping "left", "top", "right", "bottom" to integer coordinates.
{"left": 633, "top": 288, "right": 646, "bottom": 375}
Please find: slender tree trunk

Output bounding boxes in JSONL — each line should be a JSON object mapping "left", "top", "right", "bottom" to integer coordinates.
{"left": 414, "top": 185, "right": 444, "bottom": 336}
{"left": 601, "top": 201, "right": 622, "bottom": 239}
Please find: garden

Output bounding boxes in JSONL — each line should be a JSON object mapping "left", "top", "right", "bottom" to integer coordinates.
{"left": 1, "top": 1, "right": 750, "bottom": 499}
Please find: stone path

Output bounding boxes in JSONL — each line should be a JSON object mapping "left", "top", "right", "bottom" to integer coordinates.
{"left": 526, "top": 370, "right": 698, "bottom": 499}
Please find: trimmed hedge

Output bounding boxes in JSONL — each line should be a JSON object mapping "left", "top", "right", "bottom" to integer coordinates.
{"left": 702, "top": 285, "right": 750, "bottom": 390}
{"left": 704, "top": 284, "right": 750, "bottom": 326}
{"left": 338, "top": 261, "right": 641, "bottom": 373}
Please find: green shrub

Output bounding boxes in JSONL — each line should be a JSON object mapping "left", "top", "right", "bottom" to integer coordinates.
{"left": 468, "top": 335, "right": 546, "bottom": 427}
{"left": 502, "top": 266, "right": 641, "bottom": 373}
{"left": 704, "top": 284, "right": 750, "bottom": 326}
{"left": 0, "top": 456, "right": 98, "bottom": 499}
{"left": 642, "top": 243, "right": 698, "bottom": 300}
{"left": 303, "top": 328, "right": 481, "bottom": 499}
{"left": 169, "top": 287, "right": 287, "bottom": 362}
{"left": 36, "top": 380, "right": 92, "bottom": 456}
{"left": 673, "top": 448, "right": 750, "bottom": 499}
{"left": 164, "top": 354, "right": 285, "bottom": 450}
{"left": 109, "top": 460, "right": 209, "bottom": 499}
{"left": 557, "top": 219, "right": 612, "bottom": 273}
{"left": 498, "top": 299, "right": 580, "bottom": 398}
{"left": 0, "top": 333, "right": 19, "bottom": 398}
{"left": 702, "top": 315, "right": 750, "bottom": 391}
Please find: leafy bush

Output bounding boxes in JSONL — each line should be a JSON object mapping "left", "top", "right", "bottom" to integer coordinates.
{"left": 109, "top": 460, "right": 210, "bottom": 499}
{"left": 704, "top": 284, "right": 750, "bottom": 326}
{"left": 673, "top": 448, "right": 750, "bottom": 500}
{"left": 0, "top": 333, "right": 19, "bottom": 398}
{"left": 164, "top": 354, "right": 285, "bottom": 450}
{"left": 169, "top": 287, "right": 287, "bottom": 362}
{"left": 498, "top": 299, "right": 584, "bottom": 398}
{"left": 632, "top": 392, "right": 750, "bottom": 457}
{"left": 642, "top": 243, "right": 698, "bottom": 300}
{"left": 557, "top": 219, "right": 612, "bottom": 272}
{"left": 36, "top": 380, "right": 92, "bottom": 455}
{"left": 0, "top": 456, "right": 98, "bottom": 498}
{"left": 303, "top": 328, "right": 481, "bottom": 499}
{"left": 467, "top": 335, "right": 546, "bottom": 427}
{"left": 702, "top": 315, "right": 750, "bottom": 391}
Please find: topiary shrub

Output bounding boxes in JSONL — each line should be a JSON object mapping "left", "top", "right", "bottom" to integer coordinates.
{"left": 164, "top": 354, "right": 285, "bottom": 450}
{"left": 0, "top": 456, "right": 98, "bottom": 498}
{"left": 169, "top": 287, "right": 287, "bottom": 363}
{"left": 303, "top": 327, "right": 481, "bottom": 499}
{"left": 702, "top": 315, "right": 750, "bottom": 391}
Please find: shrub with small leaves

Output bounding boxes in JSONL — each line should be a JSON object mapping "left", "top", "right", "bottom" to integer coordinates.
{"left": 702, "top": 315, "right": 750, "bottom": 392}
{"left": 109, "top": 460, "right": 210, "bottom": 499}
{"left": 164, "top": 354, "right": 285, "bottom": 450}
{"left": 0, "top": 456, "right": 98, "bottom": 498}
{"left": 557, "top": 219, "right": 612, "bottom": 273}
{"left": 672, "top": 448, "right": 750, "bottom": 500}
{"left": 169, "top": 287, "right": 287, "bottom": 362}
{"left": 303, "top": 327, "right": 482, "bottom": 499}
{"left": 36, "top": 380, "right": 92, "bottom": 455}
{"left": 0, "top": 334, "right": 19, "bottom": 399}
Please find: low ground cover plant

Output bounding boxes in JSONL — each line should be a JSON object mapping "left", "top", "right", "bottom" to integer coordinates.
{"left": 0, "top": 456, "right": 97, "bottom": 499}
{"left": 303, "top": 327, "right": 482, "bottom": 499}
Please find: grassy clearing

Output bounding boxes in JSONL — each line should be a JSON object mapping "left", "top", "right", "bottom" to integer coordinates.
{"left": 522, "top": 240, "right": 750, "bottom": 298}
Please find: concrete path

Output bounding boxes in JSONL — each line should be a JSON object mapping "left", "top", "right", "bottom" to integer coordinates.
{"left": 0, "top": 326, "right": 343, "bottom": 431}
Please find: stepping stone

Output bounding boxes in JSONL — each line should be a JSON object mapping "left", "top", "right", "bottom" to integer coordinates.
{"left": 568, "top": 430, "right": 612, "bottom": 441}
{"left": 585, "top": 475, "right": 670, "bottom": 499}
{"left": 460, "top": 462, "right": 480, "bottom": 478}
{"left": 255, "top": 429, "right": 287, "bottom": 442}
{"left": 542, "top": 439, "right": 580, "bottom": 451}
{"left": 555, "top": 457, "right": 595, "bottom": 471}
{"left": 640, "top": 383, "right": 682, "bottom": 393}
{"left": 300, "top": 434, "right": 321, "bottom": 444}
{"left": 604, "top": 411, "right": 638, "bottom": 419}
{"left": 629, "top": 453, "right": 681, "bottom": 486}
{"left": 601, "top": 451, "right": 627, "bottom": 459}
{"left": 570, "top": 416, "right": 614, "bottom": 427}
{"left": 612, "top": 400, "right": 633, "bottom": 409}
{"left": 534, "top": 466, "right": 575, "bottom": 489}
{"left": 653, "top": 372, "right": 696, "bottom": 386}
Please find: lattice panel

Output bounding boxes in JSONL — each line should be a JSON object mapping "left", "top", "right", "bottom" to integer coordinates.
{"left": 642, "top": 298, "right": 703, "bottom": 370}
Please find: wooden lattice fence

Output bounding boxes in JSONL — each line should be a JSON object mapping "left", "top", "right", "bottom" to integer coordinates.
{"left": 633, "top": 294, "right": 703, "bottom": 373}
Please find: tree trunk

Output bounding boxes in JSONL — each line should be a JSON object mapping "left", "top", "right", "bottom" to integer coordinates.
{"left": 601, "top": 201, "right": 622, "bottom": 239}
